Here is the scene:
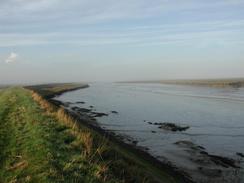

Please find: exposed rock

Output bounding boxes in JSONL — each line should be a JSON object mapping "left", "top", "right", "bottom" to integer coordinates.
{"left": 175, "top": 140, "right": 240, "bottom": 169}
{"left": 63, "top": 102, "right": 72, "bottom": 107}
{"left": 111, "top": 111, "right": 119, "bottom": 114}
{"left": 175, "top": 140, "right": 196, "bottom": 147}
{"left": 78, "top": 108, "right": 92, "bottom": 113}
{"left": 158, "top": 122, "right": 190, "bottom": 132}
{"left": 209, "top": 155, "right": 240, "bottom": 168}
{"left": 147, "top": 121, "right": 190, "bottom": 131}
{"left": 71, "top": 107, "right": 92, "bottom": 113}
{"left": 71, "top": 106, "right": 80, "bottom": 111}
{"left": 90, "top": 117, "right": 96, "bottom": 121}
{"left": 90, "top": 112, "right": 108, "bottom": 117}
{"left": 154, "top": 122, "right": 162, "bottom": 125}
{"left": 198, "top": 167, "right": 222, "bottom": 177}
{"left": 151, "top": 131, "right": 156, "bottom": 133}
{"left": 236, "top": 152, "right": 244, "bottom": 158}
{"left": 132, "top": 140, "right": 138, "bottom": 145}
{"left": 197, "top": 145, "right": 205, "bottom": 150}
{"left": 50, "top": 99, "right": 64, "bottom": 106}
{"left": 76, "top": 101, "right": 85, "bottom": 104}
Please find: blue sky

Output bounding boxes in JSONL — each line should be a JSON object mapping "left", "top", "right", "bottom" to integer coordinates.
{"left": 0, "top": 0, "right": 244, "bottom": 84}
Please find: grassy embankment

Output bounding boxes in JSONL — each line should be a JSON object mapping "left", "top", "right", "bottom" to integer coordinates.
{"left": 0, "top": 85, "right": 187, "bottom": 183}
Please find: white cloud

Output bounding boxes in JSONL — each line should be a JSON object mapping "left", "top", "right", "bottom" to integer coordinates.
{"left": 5, "top": 52, "right": 18, "bottom": 63}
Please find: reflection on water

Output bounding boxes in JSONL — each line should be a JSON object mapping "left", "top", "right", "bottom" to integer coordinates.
{"left": 55, "top": 83, "right": 244, "bottom": 182}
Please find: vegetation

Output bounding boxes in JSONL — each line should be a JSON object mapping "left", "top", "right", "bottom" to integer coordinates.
{"left": 122, "top": 78, "right": 244, "bottom": 88}
{"left": 0, "top": 86, "right": 185, "bottom": 183}
{"left": 0, "top": 85, "right": 9, "bottom": 89}
{"left": 25, "top": 83, "right": 89, "bottom": 99}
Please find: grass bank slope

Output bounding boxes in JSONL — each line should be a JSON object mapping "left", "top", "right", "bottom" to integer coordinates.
{"left": 0, "top": 87, "right": 184, "bottom": 183}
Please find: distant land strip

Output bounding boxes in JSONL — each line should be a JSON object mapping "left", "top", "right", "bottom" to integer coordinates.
{"left": 120, "top": 78, "right": 244, "bottom": 88}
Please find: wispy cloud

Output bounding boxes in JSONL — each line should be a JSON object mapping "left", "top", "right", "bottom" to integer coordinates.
{"left": 0, "top": 0, "right": 243, "bottom": 48}
{"left": 5, "top": 52, "right": 18, "bottom": 63}
{"left": 1, "top": 0, "right": 244, "bottom": 26}
{"left": 0, "top": 0, "right": 244, "bottom": 82}
{"left": 0, "top": 19, "right": 244, "bottom": 47}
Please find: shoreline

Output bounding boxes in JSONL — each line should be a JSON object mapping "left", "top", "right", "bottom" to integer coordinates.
{"left": 46, "top": 84, "right": 89, "bottom": 99}
{"left": 119, "top": 78, "right": 244, "bottom": 88}
{"left": 2, "top": 87, "right": 182, "bottom": 182}
{"left": 25, "top": 83, "right": 89, "bottom": 99}
{"left": 51, "top": 83, "right": 243, "bottom": 183}
{"left": 58, "top": 106, "right": 193, "bottom": 182}
{"left": 27, "top": 83, "right": 194, "bottom": 183}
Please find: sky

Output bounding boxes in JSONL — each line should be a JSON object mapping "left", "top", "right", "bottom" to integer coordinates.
{"left": 0, "top": 0, "right": 244, "bottom": 84}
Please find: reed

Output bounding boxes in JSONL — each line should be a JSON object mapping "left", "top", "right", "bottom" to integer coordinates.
{"left": 31, "top": 91, "right": 97, "bottom": 157}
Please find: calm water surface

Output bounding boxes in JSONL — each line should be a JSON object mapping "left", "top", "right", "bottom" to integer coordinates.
{"left": 56, "top": 83, "right": 244, "bottom": 178}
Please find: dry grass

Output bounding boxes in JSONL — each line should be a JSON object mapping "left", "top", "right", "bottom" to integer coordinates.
{"left": 79, "top": 131, "right": 93, "bottom": 157}
{"left": 31, "top": 91, "right": 118, "bottom": 182}
{"left": 32, "top": 92, "right": 55, "bottom": 113}
{"left": 31, "top": 91, "right": 108, "bottom": 173}
{"left": 7, "top": 160, "right": 28, "bottom": 171}
{"left": 32, "top": 91, "right": 77, "bottom": 128}
{"left": 29, "top": 90, "right": 179, "bottom": 183}
{"left": 95, "top": 162, "right": 109, "bottom": 181}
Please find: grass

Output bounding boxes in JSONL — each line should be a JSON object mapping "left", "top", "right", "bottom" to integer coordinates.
{"left": 0, "top": 87, "right": 185, "bottom": 183}
{"left": 25, "top": 83, "right": 88, "bottom": 99}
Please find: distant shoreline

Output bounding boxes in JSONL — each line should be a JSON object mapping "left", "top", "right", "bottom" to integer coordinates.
{"left": 119, "top": 78, "right": 244, "bottom": 88}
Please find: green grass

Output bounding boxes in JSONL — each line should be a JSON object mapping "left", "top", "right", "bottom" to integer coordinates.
{"left": 0, "top": 87, "right": 183, "bottom": 183}
{"left": 25, "top": 83, "right": 88, "bottom": 98}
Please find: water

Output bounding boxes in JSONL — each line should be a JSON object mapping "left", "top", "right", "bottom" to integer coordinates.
{"left": 55, "top": 83, "right": 244, "bottom": 182}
